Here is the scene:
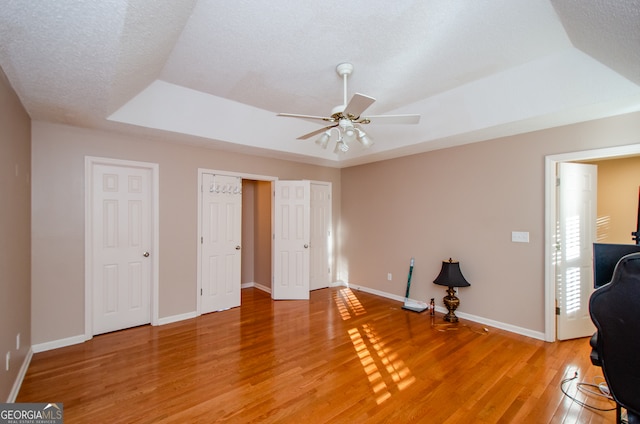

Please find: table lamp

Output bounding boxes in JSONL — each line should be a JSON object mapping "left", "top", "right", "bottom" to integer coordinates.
{"left": 433, "top": 258, "right": 471, "bottom": 322}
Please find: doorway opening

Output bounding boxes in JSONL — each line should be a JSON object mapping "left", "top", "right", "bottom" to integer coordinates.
{"left": 544, "top": 143, "right": 640, "bottom": 341}
{"left": 197, "top": 170, "right": 276, "bottom": 316}
{"left": 196, "top": 170, "right": 333, "bottom": 315}
{"left": 241, "top": 179, "right": 274, "bottom": 293}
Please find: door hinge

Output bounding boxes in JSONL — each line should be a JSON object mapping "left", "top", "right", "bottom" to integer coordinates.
{"left": 201, "top": 236, "right": 203, "bottom": 244}
{"left": 556, "top": 177, "right": 560, "bottom": 187}
{"left": 556, "top": 306, "right": 561, "bottom": 315}
{"left": 201, "top": 288, "right": 203, "bottom": 296}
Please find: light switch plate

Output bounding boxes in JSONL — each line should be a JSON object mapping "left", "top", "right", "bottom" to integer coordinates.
{"left": 512, "top": 231, "right": 530, "bottom": 243}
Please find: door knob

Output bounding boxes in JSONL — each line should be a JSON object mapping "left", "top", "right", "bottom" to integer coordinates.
{"left": 235, "top": 246, "right": 241, "bottom": 250}
{"left": 143, "top": 252, "right": 150, "bottom": 257}
{"left": 304, "top": 244, "right": 309, "bottom": 248}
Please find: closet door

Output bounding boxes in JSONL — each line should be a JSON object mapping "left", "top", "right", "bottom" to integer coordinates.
{"left": 310, "top": 182, "right": 331, "bottom": 290}
{"left": 200, "top": 173, "right": 242, "bottom": 313}
{"left": 273, "top": 180, "right": 310, "bottom": 300}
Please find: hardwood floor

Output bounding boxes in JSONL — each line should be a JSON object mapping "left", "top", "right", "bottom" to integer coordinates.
{"left": 18, "top": 287, "right": 616, "bottom": 423}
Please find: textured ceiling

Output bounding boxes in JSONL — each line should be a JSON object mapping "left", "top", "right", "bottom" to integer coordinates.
{"left": 1, "top": 0, "right": 639, "bottom": 167}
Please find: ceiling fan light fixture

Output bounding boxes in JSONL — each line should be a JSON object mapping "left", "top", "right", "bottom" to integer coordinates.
{"left": 344, "top": 125, "right": 355, "bottom": 138}
{"left": 343, "top": 128, "right": 355, "bottom": 143}
{"left": 334, "top": 139, "right": 349, "bottom": 154}
{"left": 356, "top": 128, "right": 373, "bottom": 148}
{"left": 339, "top": 119, "right": 356, "bottom": 143}
{"left": 315, "top": 131, "right": 331, "bottom": 149}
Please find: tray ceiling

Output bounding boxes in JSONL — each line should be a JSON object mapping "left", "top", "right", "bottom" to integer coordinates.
{"left": 1, "top": 0, "right": 639, "bottom": 167}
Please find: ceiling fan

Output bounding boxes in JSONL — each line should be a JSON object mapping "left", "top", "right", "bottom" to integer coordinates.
{"left": 277, "top": 63, "right": 420, "bottom": 153}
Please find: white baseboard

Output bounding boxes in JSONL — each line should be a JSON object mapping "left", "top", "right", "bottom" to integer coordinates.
{"left": 33, "top": 313, "right": 198, "bottom": 355}
{"left": 241, "top": 282, "right": 271, "bottom": 294}
{"left": 453, "top": 311, "right": 546, "bottom": 340}
{"left": 157, "top": 311, "right": 197, "bottom": 326}
{"left": 347, "top": 283, "right": 406, "bottom": 303}
{"left": 32, "top": 334, "right": 88, "bottom": 353}
{"left": 346, "top": 283, "right": 546, "bottom": 341}
{"left": 6, "top": 347, "right": 33, "bottom": 403}
{"left": 253, "top": 283, "right": 271, "bottom": 294}
{"left": 160, "top": 284, "right": 273, "bottom": 325}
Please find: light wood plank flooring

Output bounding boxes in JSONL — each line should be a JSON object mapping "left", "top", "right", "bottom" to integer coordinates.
{"left": 18, "top": 287, "right": 616, "bottom": 423}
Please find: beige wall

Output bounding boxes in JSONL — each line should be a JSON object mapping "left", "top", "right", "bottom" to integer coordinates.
{"left": 31, "top": 122, "right": 341, "bottom": 345}
{"left": 588, "top": 157, "right": 640, "bottom": 244}
{"left": 0, "top": 68, "right": 31, "bottom": 401}
{"left": 255, "top": 181, "right": 273, "bottom": 288}
{"left": 240, "top": 179, "right": 272, "bottom": 288}
{"left": 241, "top": 180, "right": 256, "bottom": 284}
{"left": 25, "top": 108, "right": 640, "bottom": 346}
{"left": 340, "top": 112, "right": 640, "bottom": 333}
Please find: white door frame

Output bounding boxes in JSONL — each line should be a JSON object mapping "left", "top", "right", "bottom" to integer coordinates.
{"left": 196, "top": 169, "right": 277, "bottom": 316}
{"left": 544, "top": 143, "right": 640, "bottom": 341}
{"left": 84, "top": 156, "right": 160, "bottom": 340}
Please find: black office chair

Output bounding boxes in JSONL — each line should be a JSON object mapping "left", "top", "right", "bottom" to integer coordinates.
{"left": 589, "top": 252, "right": 640, "bottom": 424}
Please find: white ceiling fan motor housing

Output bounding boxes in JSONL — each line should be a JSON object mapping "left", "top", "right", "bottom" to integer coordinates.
{"left": 336, "top": 62, "right": 353, "bottom": 77}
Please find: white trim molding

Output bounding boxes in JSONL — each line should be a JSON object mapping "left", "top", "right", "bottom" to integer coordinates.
{"left": 32, "top": 334, "right": 87, "bottom": 353}
{"left": 7, "top": 348, "right": 33, "bottom": 403}
{"left": 157, "top": 311, "right": 198, "bottom": 326}
{"left": 346, "top": 283, "right": 546, "bottom": 341}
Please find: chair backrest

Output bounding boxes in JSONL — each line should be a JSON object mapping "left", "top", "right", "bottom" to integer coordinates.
{"left": 589, "top": 252, "right": 640, "bottom": 415}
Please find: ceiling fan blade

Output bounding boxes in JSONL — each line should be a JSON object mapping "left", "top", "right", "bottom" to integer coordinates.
{"left": 277, "top": 113, "right": 334, "bottom": 122}
{"left": 296, "top": 124, "right": 338, "bottom": 140}
{"left": 343, "top": 93, "right": 376, "bottom": 119}
{"left": 363, "top": 114, "right": 421, "bottom": 125}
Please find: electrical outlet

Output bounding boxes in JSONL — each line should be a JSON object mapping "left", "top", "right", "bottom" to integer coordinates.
{"left": 5, "top": 352, "right": 9, "bottom": 371}
{"left": 387, "top": 273, "right": 392, "bottom": 281}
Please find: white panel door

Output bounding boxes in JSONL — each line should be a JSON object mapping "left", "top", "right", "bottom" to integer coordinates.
{"left": 556, "top": 162, "right": 597, "bottom": 340}
{"left": 92, "top": 164, "right": 152, "bottom": 335}
{"left": 201, "top": 173, "right": 242, "bottom": 313}
{"left": 310, "top": 183, "right": 331, "bottom": 290}
{"left": 273, "top": 180, "right": 310, "bottom": 300}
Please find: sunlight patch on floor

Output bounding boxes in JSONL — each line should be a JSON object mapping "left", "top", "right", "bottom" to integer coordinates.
{"left": 362, "top": 324, "right": 416, "bottom": 391}
{"left": 332, "top": 288, "right": 367, "bottom": 320}
{"left": 348, "top": 323, "right": 416, "bottom": 405}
